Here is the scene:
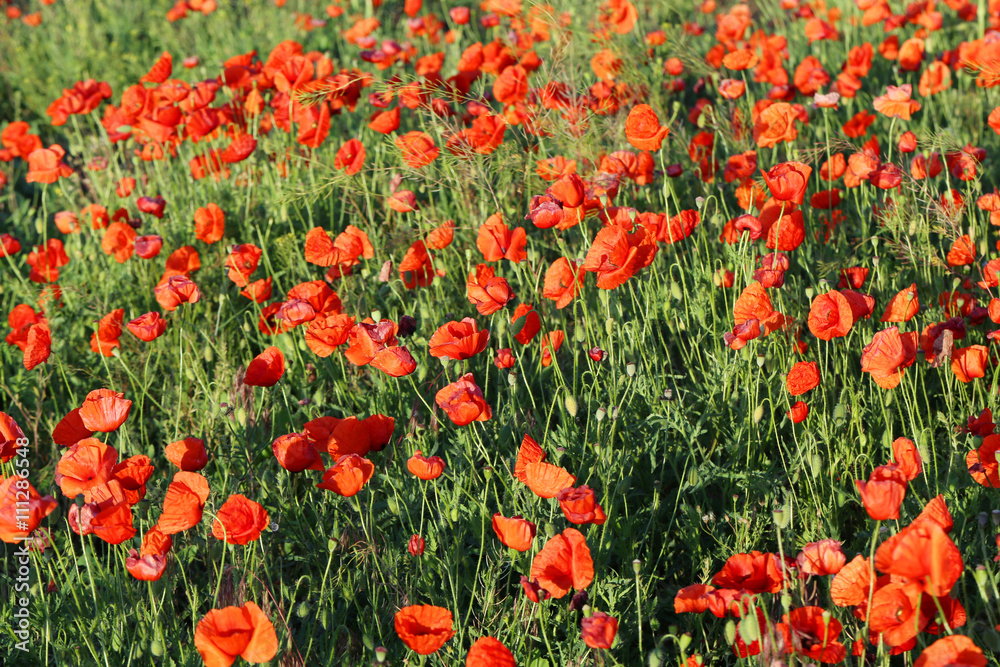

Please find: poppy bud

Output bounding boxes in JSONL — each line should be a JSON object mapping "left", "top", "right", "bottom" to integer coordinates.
{"left": 980, "top": 512, "right": 989, "bottom": 528}
{"left": 737, "top": 613, "right": 759, "bottom": 643}
{"left": 507, "top": 372, "right": 517, "bottom": 386}
{"left": 993, "top": 510, "right": 1000, "bottom": 526}
{"left": 678, "top": 633, "right": 692, "bottom": 652}
{"left": 297, "top": 602, "right": 310, "bottom": 618}
{"left": 756, "top": 355, "right": 765, "bottom": 368}
{"left": 772, "top": 508, "right": 790, "bottom": 529}
{"left": 753, "top": 403, "right": 765, "bottom": 423}
{"left": 723, "top": 619, "right": 737, "bottom": 645}
{"left": 565, "top": 393, "right": 578, "bottom": 417}
{"left": 975, "top": 565, "right": 990, "bottom": 588}
{"left": 398, "top": 315, "right": 417, "bottom": 337}
{"left": 408, "top": 534, "right": 425, "bottom": 556}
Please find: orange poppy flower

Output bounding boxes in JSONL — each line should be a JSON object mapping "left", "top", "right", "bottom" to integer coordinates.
{"left": 796, "top": 540, "right": 846, "bottom": 576}
{"left": 856, "top": 464, "right": 907, "bottom": 520}
{"left": 396, "top": 131, "right": 439, "bottom": 169}
{"left": 514, "top": 434, "right": 546, "bottom": 483}
{"left": 22, "top": 322, "right": 51, "bottom": 370}
{"left": 407, "top": 451, "right": 445, "bottom": 480}
{"left": 127, "top": 312, "right": 167, "bottom": 342}
{"left": 305, "top": 313, "right": 355, "bottom": 357}
{"left": 915, "top": 636, "right": 986, "bottom": 667}
{"left": 543, "top": 258, "right": 584, "bottom": 309}
{"left": 732, "top": 282, "right": 785, "bottom": 337}
{"left": 194, "top": 203, "right": 225, "bottom": 244}
{"left": 467, "top": 264, "right": 514, "bottom": 315}
{"left": 557, "top": 485, "right": 607, "bottom": 525}
{"left": 155, "top": 275, "right": 201, "bottom": 311}
{"left": 52, "top": 408, "right": 94, "bottom": 447}
{"left": 334, "top": 138, "right": 366, "bottom": 175}
{"left": 165, "top": 437, "right": 208, "bottom": 471}
{"left": 477, "top": 213, "right": 527, "bottom": 263}
{"left": 394, "top": 605, "right": 455, "bottom": 655}
{"left": 466, "top": 636, "right": 515, "bottom": 667}
{"left": 244, "top": 347, "right": 285, "bottom": 387}
{"left": 55, "top": 438, "right": 117, "bottom": 501}
{"left": 625, "top": 104, "right": 669, "bottom": 151}
{"left": 316, "top": 454, "right": 375, "bottom": 497}
{"left": 785, "top": 361, "right": 820, "bottom": 396}
{"left": 881, "top": 283, "right": 919, "bottom": 322}
{"left": 90, "top": 502, "right": 137, "bottom": 544}
{"left": 425, "top": 220, "right": 455, "bottom": 250}
{"left": 673, "top": 584, "right": 714, "bottom": 613}
{"left": 873, "top": 84, "right": 921, "bottom": 120}
{"left": 830, "top": 554, "right": 872, "bottom": 606}
{"left": 101, "top": 222, "right": 136, "bottom": 263}
{"left": 530, "top": 528, "right": 594, "bottom": 598}
{"left": 271, "top": 433, "right": 324, "bottom": 472}
{"left": 90, "top": 309, "right": 124, "bottom": 357}
{"left": 869, "top": 581, "right": 930, "bottom": 647}
{"left": 212, "top": 494, "right": 269, "bottom": 545}
{"left": 79, "top": 389, "right": 132, "bottom": 432}
{"left": 194, "top": 602, "right": 278, "bottom": 667}
{"left": 753, "top": 102, "right": 799, "bottom": 148}
{"left": 722, "top": 49, "right": 759, "bottom": 70}
{"left": 0, "top": 475, "right": 57, "bottom": 543}
{"left": 368, "top": 107, "right": 401, "bottom": 134}
{"left": 952, "top": 345, "right": 989, "bottom": 383}
{"left": 428, "top": 318, "right": 490, "bottom": 360}
{"left": 157, "top": 471, "right": 210, "bottom": 534}
{"left": 435, "top": 373, "right": 492, "bottom": 426}
{"left": 860, "top": 326, "right": 918, "bottom": 389}
{"left": 241, "top": 278, "right": 273, "bottom": 303}
{"left": 493, "top": 64, "right": 529, "bottom": 104}
{"left": 491, "top": 513, "right": 536, "bottom": 551}
{"left": 946, "top": 235, "right": 975, "bottom": 266}
{"left": 581, "top": 612, "right": 618, "bottom": 649}
{"left": 112, "top": 455, "right": 155, "bottom": 505}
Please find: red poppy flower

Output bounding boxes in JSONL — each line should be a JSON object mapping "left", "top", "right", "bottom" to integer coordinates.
{"left": 492, "top": 513, "right": 536, "bottom": 551}
{"left": 316, "top": 454, "right": 375, "bottom": 497}
{"left": 396, "top": 131, "right": 439, "bottom": 168}
{"left": 165, "top": 437, "right": 208, "bottom": 471}
{"left": 543, "top": 258, "right": 584, "bottom": 309}
{"left": 581, "top": 612, "right": 618, "bottom": 649}
{"left": 90, "top": 502, "right": 137, "bottom": 544}
{"left": 101, "top": 222, "right": 136, "bottom": 263}
{"left": 787, "top": 401, "right": 808, "bottom": 423}
{"left": 55, "top": 438, "right": 117, "bottom": 501}
{"left": 344, "top": 319, "right": 417, "bottom": 376}
{"left": 797, "top": 540, "right": 846, "bottom": 576}
{"left": 875, "top": 519, "right": 963, "bottom": 597}
{"left": 224, "top": 244, "right": 262, "bottom": 287}
{"left": 952, "top": 345, "right": 989, "bottom": 383}
{"left": 407, "top": 451, "right": 445, "bottom": 480}
{"left": 582, "top": 224, "right": 657, "bottom": 290}
{"left": 530, "top": 528, "right": 594, "bottom": 598}
{"left": 477, "top": 213, "right": 527, "bottom": 263}
{"left": 0, "top": 476, "right": 57, "bottom": 543}
{"left": 244, "top": 347, "right": 285, "bottom": 387}
{"left": 394, "top": 605, "right": 455, "bottom": 655}
{"left": 132, "top": 236, "right": 162, "bottom": 259}
{"left": 112, "top": 455, "right": 154, "bottom": 505}
{"left": 881, "top": 283, "right": 919, "bottom": 322}
{"left": 856, "top": 464, "right": 907, "bottom": 520}
{"left": 466, "top": 636, "right": 515, "bottom": 667}
{"left": 79, "top": 389, "right": 132, "bottom": 432}
{"left": 399, "top": 240, "right": 435, "bottom": 288}
{"left": 127, "top": 312, "right": 167, "bottom": 342}
{"left": 776, "top": 606, "right": 847, "bottom": 663}
{"left": 869, "top": 581, "right": 930, "bottom": 647}
{"left": 557, "top": 485, "right": 607, "bottom": 525}
{"left": 712, "top": 551, "right": 784, "bottom": 594}
{"left": 786, "top": 361, "right": 820, "bottom": 396}
{"left": 428, "top": 318, "right": 489, "bottom": 360}
{"left": 467, "top": 265, "right": 514, "bottom": 315}
{"left": 425, "top": 220, "right": 454, "bottom": 250}
{"left": 271, "top": 433, "right": 324, "bottom": 472}
{"left": 762, "top": 161, "right": 812, "bottom": 205}
{"left": 436, "top": 373, "right": 492, "bottom": 426}
{"left": 510, "top": 303, "right": 541, "bottom": 345}
{"left": 890, "top": 437, "right": 922, "bottom": 481}
{"left": 157, "top": 471, "right": 210, "bottom": 535}
{"left": 625, "top": 104, "right": 669, "bottom": 151}
{"left": 967, "top": 434, "right": 1000, "bottom": 487}
{"left": 861, "top": 326, "right": 918, "bottom": 389}
{"left": 212, "top": 494, "right": 269, "bottom": 545}
{"left": 194, "top": 602, "right": 278, "bottom": 667}
{"left": 830, "top": 555, "right": 872, "bottom": 606}
{"left": 0, "top": 412, "right": 25, "bottom": 462}
{"left": 26, "top": 145, "right": 73, "bottom": 184}
{"left": 915, "top": 636, "right": 986, "bottom": 667}
{"left": 90, "top": 309, "right": 124, "bottom": 357}
{"left": 494, "top": 348, "right": 516, "bottom": 368}
{"left": 194, "top": 203, "right": 225, "bottom": 244}
{"left": 334, "top": 138, "right": 366, "bottom": 174}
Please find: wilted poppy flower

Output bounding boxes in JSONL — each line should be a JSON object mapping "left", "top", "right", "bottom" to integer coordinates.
{"left": 79, "top": 389, "right": 132, "bottom": 432}
{"left": 212, "top": 494, "right": 269, "bottom": 545}
{"left": 165, "top": 437, "right": 208, "bottom": 471}
{"left": 244, "top": 347, "right": 285, "bottom": 387}
{"left": 492, "top": 514, "right": 536, "bottom": 551}
{"left": 127, "top": 312, "right": 167, "bottom": 341}
{"left": 0, "top": 476, "right": 57, "bottom": 543}
{"left": 194, "top": 602, "right": 278, "bottom": 667}
{"left": 625, "top": 104, "right": 669, "bottom": 151}
{"left": 394, "top": 605, "right": 455, "bottom": 655}
{"left": 797, "top": 540, "right": 846, "bottom": 576}
{"left": 557, "top": 485, "right": 607, "bottom": 525}
{"left": 530, "top": 528, "right": 594, "bottom": 598}
{"left": 786, "top": 361, "right": 820, "bottom": 396}
{"left": 157, "top": 471, "right": 210, "bottom": 535}
{"left": 316, "top": 454, "right": 375, "bottom": 497}
{"left": 408, "top": 451, "right": 445, "bottom": 480}
{"left": 581, "top": 612, "right": 618, "bottom": 649}
{"left": 466, "top": 636, "right": 515, "bottom": 667}
{"left": 856, "top": 464, "right": 907, "bottom": 520}
{"left": 436, "top": 373, "right": 491, "bottom": 426}
{"left": 136, "top": 196, "right": 166, "bottom": 219}
{"left": 429, "top": 319, "right": 489, "bottom": 360}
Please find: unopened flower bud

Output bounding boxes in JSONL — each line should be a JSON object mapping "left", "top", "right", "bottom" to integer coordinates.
{"left": 980, "top": 512, "right": 989, "bottom": 528}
